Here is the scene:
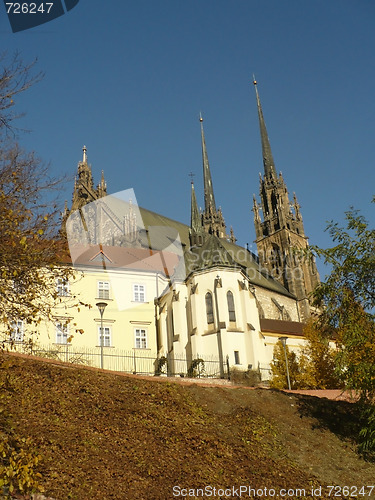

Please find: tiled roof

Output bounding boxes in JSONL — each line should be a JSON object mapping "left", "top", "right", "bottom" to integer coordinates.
{"left": 64, "top": 201, "right": 295, "bottom": 298}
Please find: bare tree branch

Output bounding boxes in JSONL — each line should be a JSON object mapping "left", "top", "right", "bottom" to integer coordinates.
{"left": 0, "top": 52, "right": 44, "bottom": 135}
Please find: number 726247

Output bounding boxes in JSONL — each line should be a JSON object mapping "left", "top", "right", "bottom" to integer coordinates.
{"left": 6, "top": 3, "right": 54, "bottom": 14}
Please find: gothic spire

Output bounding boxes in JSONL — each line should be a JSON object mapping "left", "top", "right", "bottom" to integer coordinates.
{"left": 200, "top": 114, "right": 216, "bottom": 214}
{"left": 199, "top": 115, "right": 228, "bottom": 239}
{"left": 253, "top": 78, "right": 276, "bottom": 179}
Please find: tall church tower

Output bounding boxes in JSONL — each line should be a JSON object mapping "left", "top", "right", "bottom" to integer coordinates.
{"left": 61, "top": 146, "right": 107, "bottom": 233}
{"left": 251, "top": 79, "right": 319, "bottom": 321}
{"left": 200, "top": 116, "right": 229, "bottom": 239}
{"left": 71, "top": 145, "right": 107, "bottom": 212}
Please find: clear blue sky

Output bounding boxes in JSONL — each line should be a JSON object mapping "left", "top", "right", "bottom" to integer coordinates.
{"left": 1, "top": 0, "right": 374, "bottom": 278}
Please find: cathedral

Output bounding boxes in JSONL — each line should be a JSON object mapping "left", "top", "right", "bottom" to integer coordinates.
{"left": 59, "top": 80, "right": 320, "bottom": 378}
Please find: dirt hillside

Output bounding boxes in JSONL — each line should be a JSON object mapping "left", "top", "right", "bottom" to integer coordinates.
{"left": 1, "top": 353, "right": 374, "bottom": 500}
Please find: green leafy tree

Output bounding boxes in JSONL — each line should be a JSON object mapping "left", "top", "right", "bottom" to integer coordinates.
{"left": 310, "top": 200, "right": 375, "bottom": 457}
{"left": 310, "top": 201, "right": 375, "bottom": 399}
{"left": 332, "top": 292, "right": 375, "bottom": 399}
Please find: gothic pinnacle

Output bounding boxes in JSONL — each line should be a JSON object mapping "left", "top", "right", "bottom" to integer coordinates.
{"left": 82, "top": 145, "right": 87, "bottom": 163}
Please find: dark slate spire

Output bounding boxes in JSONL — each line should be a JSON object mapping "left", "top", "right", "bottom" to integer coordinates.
{"left": 200, "top": 114, "right": 217, "bottom": 214}
{"left": 199, "top": 115, "right": 228, "bottom": 239}
{"left": 253, "top": 78, "right": 276, "bottom": 179}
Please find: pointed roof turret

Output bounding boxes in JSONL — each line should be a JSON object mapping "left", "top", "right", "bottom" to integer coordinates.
{"left": 253, "top": 77, "right": 276, "bottom": 179}
{"left": 190, "top": 181, "right": 201, "bottom": 233}
{"left": 189, "top": 180, "right": 205, "bottom": 247}
{"left": 200, "top": 114, "right": 217, "bottom": 214}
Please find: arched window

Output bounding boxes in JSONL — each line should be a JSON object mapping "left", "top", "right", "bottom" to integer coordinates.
{"left": 205, "top": 292, "right": 214, "bottom": 324}
{"left": 227, "top": 291, "right": 236, "bottom": 322}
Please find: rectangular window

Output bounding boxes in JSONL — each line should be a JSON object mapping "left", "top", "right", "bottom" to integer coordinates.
{"left": 133, "top": 284, "right": 146, "bottom": 302}
{"left": 98, "top": 281, "right": 110, "bottom": 299}
{"left": 10, "top": 320, "right": 24, "bottom": 342}
{"left": 56, "top": 278, "right": 70, "bottom": 297}
{"left": 134, "top": 328, "right": 147, "bottom": 349}
{"left": 234, "top": 351, "right": 240, "bottom": 365}
{"left": 98, "top": 326, "right": 111, "bottom": 347}
{"left": 56, "top": 321, "right": 69, "bottom": 344}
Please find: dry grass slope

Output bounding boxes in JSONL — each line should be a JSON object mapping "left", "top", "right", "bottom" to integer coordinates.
{"left": 1, "top": 353, "right": 375, "bottom": 500}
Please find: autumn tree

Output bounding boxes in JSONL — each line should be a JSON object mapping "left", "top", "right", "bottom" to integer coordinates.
{"left": 0, "top": 54, "right": 75, "bottom": 498}
{"left": 0, "top": 141, "right": 74, "bottom": 335}
{"left": 270, "top": 340, "right": 309, "bottom": 390}
{"left": 300, "top": 319, "right": 341, "bottom": 390}
{"left": 270, "top": 328, "right": 340, "bottom": 391}
{"left": 0, "top": 54, "right": 77, "bottom": 344}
